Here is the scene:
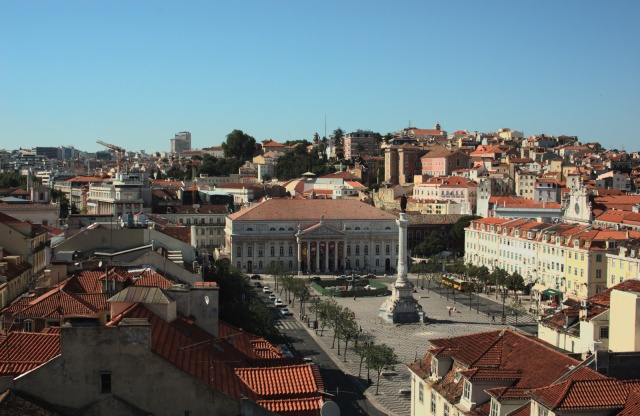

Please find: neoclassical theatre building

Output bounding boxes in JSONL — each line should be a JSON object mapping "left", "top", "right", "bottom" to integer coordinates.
{"left": 225, "top": 199, "right": 400, "bottom": 274}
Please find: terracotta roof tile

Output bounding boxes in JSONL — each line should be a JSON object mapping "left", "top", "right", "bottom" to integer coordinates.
{"left": 530, "top": 378, "right": 628, "bottom": 411}
{"left": 256, "top": 397, "right": 323, "bottom": 416}
{"left": 0, "top": 332, "right": 60, "bottom": 376}
{"left": 235, "top": 364, "right": 320, "bottom": 398}
{"left": 228, "top": 199, "right": 397, "bottom": 222}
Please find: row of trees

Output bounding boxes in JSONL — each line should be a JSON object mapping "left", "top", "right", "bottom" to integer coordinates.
{"left": 410, "top": 259, "right": 526, "bottom": 297}
{"left": 411, "top": 215, "right": 482, "bottom": 257}
{"left": 307, "top": 296, "right": 398, "bottom": 394}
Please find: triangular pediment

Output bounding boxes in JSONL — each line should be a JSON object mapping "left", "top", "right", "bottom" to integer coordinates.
{"left": 300, "top": 223, "right": 345, "bottom": 237}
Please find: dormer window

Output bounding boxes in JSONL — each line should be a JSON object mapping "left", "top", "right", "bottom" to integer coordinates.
{"left": 489, "top": 399, "right": 500, "bottom": 416}
{"left": 574, "top": 239, "right": 579, "bottom": 246}
{"left": 431, "top": 357, "right": 437, "bottom": 376}
{"left": 454, "top": 369, "right": 461, "bottom": 382}
{"left": 463, "top": 379, "right": 471, "bottom": 400}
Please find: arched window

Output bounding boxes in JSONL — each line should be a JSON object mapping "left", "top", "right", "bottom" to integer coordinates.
{"left": 376, "top": 245, "right": 380, "bottom": 255}
{"left": 237, "top": 247, "right": 242, "bottom": 257}
{"left": 237, "top": 262, "right": 241, "bottom": 269}
{"left": 247, "top": 247, "right": 252, "bottom": 256}
{"left": 364, "top": 245, "right": 369, "bottom": 255}
{"left": 289, "top": 246, "right": 293, "bottom": 256}
{"left": 347, "top": 246, "right": 351, "bottom": 255}
{"left": 289, "top": 261, "right": 293, "bottom": 269}
{"left": 270, "top": 246, "right": 275, "bottom": 257}
{"left": 279, "top": 227, "right": 285, "bottom": 231}
{"left": 375, "top": 259, "right": 380, "bottom": 267}
{"left": 356, "top": 259, "right": 360, "bottom": 268}
{"left": 259, "top": 261, "right": 263, "bottom": 269}
{"left": 279, "top": 246, "right": 284, "bottom": 256}
{"left": 270, "top": 227, "right": 276, "bottom": 231}
{"left": 385, "top": 245, "right": 390, "bottom": 255}
{"left": 346, "top": 259, "right": 351, "bottom": 269}
{"left": 355, "top": 245, "right": 360, "bottom": 255}
{"left": 247, "top": 227, "right": 253, "bottom": 231}
{"left": 355, "top": 227, "right": 361, "bottom": 230}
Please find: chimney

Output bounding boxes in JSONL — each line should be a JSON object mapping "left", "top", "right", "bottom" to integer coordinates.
{"left": 189, "top": 282, "right": 219, "bottom": 337}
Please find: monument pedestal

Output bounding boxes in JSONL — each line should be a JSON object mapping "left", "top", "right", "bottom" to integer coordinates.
{"left": 379, "top": 282, "right": 423, "bottom": 323}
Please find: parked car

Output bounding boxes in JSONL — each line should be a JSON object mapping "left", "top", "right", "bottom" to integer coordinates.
{"left": 336, "top": 275, "right": 347, "bottom": 280}
{"left": 275, "top": 299, "right": 284, "bottom": 307}
{"left": 269, "top": 294, "right": 276, "bottom": 301}
{"left": 263, "top": 286, "right": 271, "bottom": 293}
{"left": 253, "top": 282, "right": 262, "bottom": 288}
{"left": 367, "top": 274, "right": 376, "bottom": 279}
{"left": 280, "top": 308, "right": 292, "bottom": 316}
{"left": 250, "top": 274, "right": 261, "bottom": 280}
{"left": 309, "top": 276, "right": 321, "bottom": 282}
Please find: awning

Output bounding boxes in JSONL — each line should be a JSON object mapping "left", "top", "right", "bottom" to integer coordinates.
{"left": 542, "top": 288, "right": 561, "bottom": 297}
{"left": 531, "top": 283, "right": 546, "bottom": 293}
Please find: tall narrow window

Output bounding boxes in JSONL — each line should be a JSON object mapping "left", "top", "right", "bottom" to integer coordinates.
{"left": 100, "top": 372, "right": 112, "bottom": 394}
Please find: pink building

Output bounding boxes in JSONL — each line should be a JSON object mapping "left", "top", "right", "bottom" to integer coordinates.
{"left": 412, "top": 176, "right": 478, "bottom": 214}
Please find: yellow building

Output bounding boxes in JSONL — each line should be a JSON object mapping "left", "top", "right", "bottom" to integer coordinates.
{"left": 606, "top": 240, "right": 640, "bottom": 288}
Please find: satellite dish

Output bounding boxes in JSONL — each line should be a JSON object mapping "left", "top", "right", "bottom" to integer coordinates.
{"left": 98, "top": 261, "right": 103, "bottom": 268}
{"left": 204, "top": 295, "right": 210, "bottom": 305}
{"left": 320, "top": 401, "right": 340, "bottom": 416}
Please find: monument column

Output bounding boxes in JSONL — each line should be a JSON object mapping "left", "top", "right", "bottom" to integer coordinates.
{"left": 297, "top": 236, "right": 302, "bottom": 275}
{"left": 315, "top": 242, "right": 320, "bottom": 272}
{"left": 325, "top": 241, "right": 330, "bottom": 271}
{"left": 334, "top": 241, "right": 339, "bottom": 272}
{"left": 379, "top": 212, "right": 423, "bottom": 323}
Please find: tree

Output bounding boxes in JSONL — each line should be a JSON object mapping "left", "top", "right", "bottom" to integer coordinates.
{"left": 413, "top": 233, "right": 446, "bottom": 257}
{"left": 222, "top": 129, "right": 258, "bottom": 160}
{"left": 507, "top": 299, "right": 527, "bottom": 327}
{"left": 367, "top": 343, "right": 398, "bottom": 395}
{"left": 449, "top": 215, "right": 481, "bottom": 255}
{"left": 352, "top": 332, "right": 374, "bottom": 378}
{"left": 336, "top": 310, "right": 359, "bottom": 361}
{"left": 332, "top": 128, "right": 344, "bottom": 147}
{"left": 506, "top": 271, "right": 525, "bottom": 298}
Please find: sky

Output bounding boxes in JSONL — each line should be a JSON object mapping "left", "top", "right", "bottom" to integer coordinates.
{"left": 1, "top": 1, "right": 639, "bottom": 153}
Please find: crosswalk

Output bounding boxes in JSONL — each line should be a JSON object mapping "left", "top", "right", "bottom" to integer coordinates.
{"left": 276, "top": 319, "right": 304, "bottom": 331}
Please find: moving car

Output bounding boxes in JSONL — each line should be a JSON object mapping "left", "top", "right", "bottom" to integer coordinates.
{"left": 253, "top": 282, "right": 262, "bottom": 288}
{"left": 268, "top": 294, "right": 276, "bottom": 301}
{"left": 280, "top": 308, "right": 292, "bottom": 316}
{"left": 250, "top": 274, "right": 261, "bottom": 280}
{"left": 275, "top": 299, "right": 284, "bottom": 307}
{"left": 263, "top": 286, "right": 271, "bottom": 293}
{"left": 309, "top": 276, "right": 322, "bottom": 282}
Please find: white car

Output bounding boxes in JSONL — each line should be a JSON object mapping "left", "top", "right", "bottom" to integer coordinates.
{"left": 280, "top": 308, "right": 292, "bottom": 316}
{"left": 268, "top": 294, "right": 276, "bottom": 301}
{"left": 263, "top": 286, "right": 271, "bottom": 293}
{"left": 275, "top": 299, "right": 284, "bottom": 307}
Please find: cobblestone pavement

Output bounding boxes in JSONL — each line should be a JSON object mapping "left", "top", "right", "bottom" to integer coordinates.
{"left": 270, "top": 274, "right": 538, "bottom": 416}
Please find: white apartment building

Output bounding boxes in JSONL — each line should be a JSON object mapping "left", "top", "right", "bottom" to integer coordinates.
{"left": 412, "top": 176, "right": 477, "bottom": 215}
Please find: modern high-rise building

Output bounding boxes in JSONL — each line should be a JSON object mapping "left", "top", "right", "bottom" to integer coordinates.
{"left": 170, "top": 131, "right": 191, "bottom": 154}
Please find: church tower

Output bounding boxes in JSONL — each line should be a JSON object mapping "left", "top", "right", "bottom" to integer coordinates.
{"left": 564, "top": 182, "right": 592, "bottom": 225}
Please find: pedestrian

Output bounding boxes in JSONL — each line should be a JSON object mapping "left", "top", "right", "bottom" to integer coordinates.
{"left": 353, "top": 295, "right": 357, "bottom": 300}
{"left": 448, "top": 308, "right": 452, "bottom": 316}
{"left": 492, "top": 315, "right": 496, "bottom": 322}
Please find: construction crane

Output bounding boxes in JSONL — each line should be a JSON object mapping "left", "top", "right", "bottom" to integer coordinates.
{"left": 96, "top": 140, "right": 126, "bottom": 173}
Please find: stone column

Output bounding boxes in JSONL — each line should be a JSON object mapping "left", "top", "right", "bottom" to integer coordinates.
{"left": 342, "top": 240, "right": 347, "bottom": 271}
{"left": 297, "top": 237, "right": 302, "bottom": 275}
{"left": 325, "top": 241, "right": 330, "bottom": 271}
{"left": 396, "top": 213, "right": 409, "bottom": 285}
{"left": 315, "top": 242, "right": 320, "bottom": 272}
{"left": 334, "top": 241, "right": 339, "bottom": 272}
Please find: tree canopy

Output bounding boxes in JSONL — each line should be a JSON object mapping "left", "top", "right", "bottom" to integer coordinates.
{"left": 222, "top": 129, "right": 258, "bottom": 160}
{"left": 198, "top": 155, "right": 244, "bottom": 177}
{"left": 413, "top": 233, "right": 446, "bottom": 257}
{"left": 449, "top": 215, "right": 481, "bottom": 255}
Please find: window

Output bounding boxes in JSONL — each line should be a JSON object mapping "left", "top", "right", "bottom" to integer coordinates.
{"left": 431, "top": 391, "right": 436, "bottom": 414}
{"left": 600, "top": 326, "right": 609, "bottom": 339}
{"left": 270, "top": 247, "right": 275, "bottom": 257}
{"left": 100, "top": 372, "right": 112, "bottom": 394}
{"left": 236, "top": 247, "right": 242, "bottom": 257}
{"left": 386, "top": 245, "right": 390, "bottom": 255}
{"left": 288, "top": 261, "right": 293, "bottom": 269}
{"left": 418, "top": 383, "right": 424, "bottom": 403}
{"left": 347, "top": 246, "right": 351, "bottom": 255}
{"left": 258, "top": 248, "right": 263, "bottom": 257}
{"left": 463, "top": 380, "right": 471, "bottom": 400}
{"left": 596, "top": 254, "right": 602, "bottom": 262}
{"left": 279, "top": 246, "right": 284, "bottom": 256}
{"left": 247, "top": 227, "right": 253, "bottom": 231}
{"left": 24, "top": 320, "right": 33, "bottom": 332}
{"left": 490, "top": 400, "right": 499, "bottom": 416}
{"left": 289, "top": 246, "right": 293, "bottom": 256}
{"left": 270, "top": 227, "right": 275, "bottom": 231}
{"left": 444, "top": 403, "right": 450, "bottom": 416}
{"left": 376, "top": 245, "right": 380, "bottom": 255}
{"left": 364, "top": 245, "right": 369, "bottom": 255}
{"left": 237, "top": 262, "right": 241, "bottom": 269}
{"left": 356, "top": 245, "right": 360, "bottom": 255}
{"left": 538, "top": 406, "right": 548, "bottom": 416}
{"left": 247, "top": 247, "right": 252, "bottom": 256}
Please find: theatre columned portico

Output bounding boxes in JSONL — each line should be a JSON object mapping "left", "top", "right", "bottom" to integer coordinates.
{"left": 225, "top": 199, "right": 400, "bottom": 275}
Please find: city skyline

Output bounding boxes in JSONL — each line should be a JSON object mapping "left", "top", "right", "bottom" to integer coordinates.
{"left": 1, "top": 1, "right": 639, "bottom": 153}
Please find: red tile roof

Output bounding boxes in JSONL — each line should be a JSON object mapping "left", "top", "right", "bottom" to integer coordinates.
{"left": 235, "top": 364, "right": 322, "bottom": 398}
{"left": 256, "top": 397, "right": 324, "bottom": 416}
{"left": 530, "top": 378, "right": 628, "bottom": 411}
{"left": 0, "top": 332, "right": 60, "bottom": 376}
{"left": 228, "top": 199, "right": 397, "bottom": 221}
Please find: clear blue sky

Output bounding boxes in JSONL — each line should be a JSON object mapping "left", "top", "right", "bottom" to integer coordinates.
{"left": 1, "top": 1, "right": 638, "bottom": 153}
